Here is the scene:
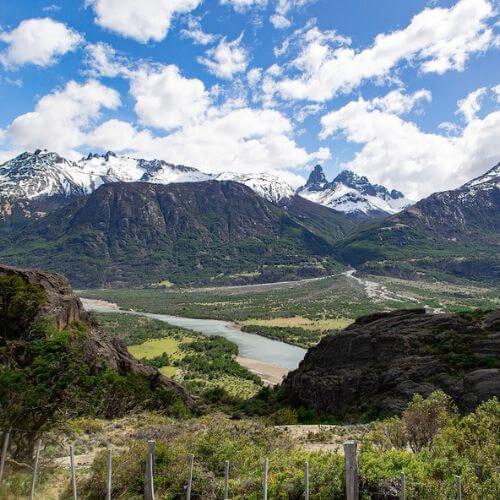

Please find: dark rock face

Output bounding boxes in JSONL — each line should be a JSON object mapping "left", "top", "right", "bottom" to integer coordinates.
{"left": 304, "top": 165, "right": 328, "bottom": 191}
{"left": 0, "top": 264, "right": 195, "bottom": 408}
{"left": 282, "top": 309, "right": 500, "bottom": 418}
{"left": 0, "top": 263, "right": 86, "bottom": 331}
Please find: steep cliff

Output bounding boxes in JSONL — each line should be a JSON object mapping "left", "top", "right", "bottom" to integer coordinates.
{"left": 0, "top": 263, "right": 195, "bottom": 409}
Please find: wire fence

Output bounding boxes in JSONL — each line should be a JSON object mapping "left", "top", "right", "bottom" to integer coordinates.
{"left": 0, "top": 429, "right": 477, "bottom": 499}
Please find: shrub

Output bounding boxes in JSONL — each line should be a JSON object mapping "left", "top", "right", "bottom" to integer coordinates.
{"left": 403, "top": 391, "right": 457, "bottom": 452}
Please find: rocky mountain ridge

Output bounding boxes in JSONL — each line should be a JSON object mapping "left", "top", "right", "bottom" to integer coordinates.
{"left": 0, "top": 150, "right": 296, "bottom": 226}
{"left": 0, "top": 151, "right": 410, "bottom": 226}
{"left": 297, "top": 165, "right": 411, "bottom": 220}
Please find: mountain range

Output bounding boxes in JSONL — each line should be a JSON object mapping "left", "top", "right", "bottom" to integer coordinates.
{"left": 0, "top": 150, "right": 407, "bottom": 227}
{"left": 0, "top": 180, "right": 348, "bottom": 287}
{"left": 337, "top": 163, "right": 500, "bottom": 283}
{"left": 0, "top": 149, "right": 498, "bottom": 287}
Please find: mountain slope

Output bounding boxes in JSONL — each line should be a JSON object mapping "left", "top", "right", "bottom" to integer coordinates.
{"left": 0, "top": 180, "right": 343, "bottom": 287}
{"left": 298, "top": 165, "right": 411, "bottom": 220}
{"left": 336, "top": 163, "right": 500, "bottom": 282}
{"left": 285, "top": 195, "right": 356, "bottom": 245}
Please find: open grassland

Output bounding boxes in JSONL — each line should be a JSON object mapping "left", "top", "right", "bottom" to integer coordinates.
{"left": 128, "top": 337, "right": 181, "bottom": 359}
{"left": 81, "top": 273, "right": 498, "bottom": 322}
{"left": 240, "top": 316, "right": 353, "bottom": 331}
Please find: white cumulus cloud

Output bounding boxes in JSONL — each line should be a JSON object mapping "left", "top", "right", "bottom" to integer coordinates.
{"left": 7, "top": 80, "right": 120, "bottom": 157}
{"left": 320, "top": 90, "right": 500, "bottom": 199}
{"left": 130, "top": 64, "right": 211, "bottom": 131}
{"left": 87, "top": 0, "right": 202, "bottom": 43}
{"left": 0, "top": 18, "right": 82, "bottom": 69}
{"left": 2, "top": 73, "right": 326, "bottom": 185}
{"left": 83, "top": 42, "right": 133, "bottom": 78}
{"left": 370, "top": 88, "right": 432, "bottom": 115}
{"left": 270, "top": 0, "right": 315, "bottom": 29}
{"left": 456, "top": 87, "right": 488, "bottom": 122}
{"left": 220, "top": 0, "right": 267, "bottom": 12}
{"left": 198, "top": 34, "right": 249, "bottom": 79}
{"left": 268, "top": 0, "right": 496, "bottom": 102}
{"left": 180, "top": 16, "right": 218, "bottom": 45}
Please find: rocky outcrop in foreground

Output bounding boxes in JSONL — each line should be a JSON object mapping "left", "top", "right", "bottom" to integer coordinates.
{"left": 283, "top": 308, "right": 499, "bottom": 418}
{"left": 0, "top": 263, "right": 195, "bottom": 409}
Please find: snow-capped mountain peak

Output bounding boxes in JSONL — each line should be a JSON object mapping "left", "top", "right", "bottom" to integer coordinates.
{"left": 297, "top": 166, "right": 411, "bottom": 219}
{"left": 0, "top": 150, "right": 296, "bottom": 214}
{"left": 215, "top": 172, "right": 295, "bottom": 203}
{"left": 462, "top": 163, "right": 499, "bottom": 190}
{"left": 0, "top": 150, "right": 92, "bottom": 200}
{"left": 304, "top": 164, "right": 329, "bottom": 191}
{"left": 79, "top": 151, "right": 211, "bottom": 185}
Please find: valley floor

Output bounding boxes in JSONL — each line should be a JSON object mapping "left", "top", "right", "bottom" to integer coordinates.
{"left": 80, "top": 271, "right": 499, "bottom": 349}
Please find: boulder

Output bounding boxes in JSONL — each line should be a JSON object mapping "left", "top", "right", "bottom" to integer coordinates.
{"left": 282, "top": 308, "right": 499, "bottom": 419}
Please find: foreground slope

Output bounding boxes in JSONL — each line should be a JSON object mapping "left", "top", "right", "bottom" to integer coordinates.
{"left": 0, "top": 180, "right": 343, "bottom": 287}
{"left": 336, "top": 163, "right": 500, "bottom": 282}
{"left": 283, "top": 308, "right": 500, "bottom": 419}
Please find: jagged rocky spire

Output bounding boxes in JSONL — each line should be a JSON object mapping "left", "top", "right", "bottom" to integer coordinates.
{"left": 304, "top": 164, "right": 328, "bottom": 191}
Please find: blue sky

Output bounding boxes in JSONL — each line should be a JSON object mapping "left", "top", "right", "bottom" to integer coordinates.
{"left": 0, "top": 0, "right": 498, "bottom": 199}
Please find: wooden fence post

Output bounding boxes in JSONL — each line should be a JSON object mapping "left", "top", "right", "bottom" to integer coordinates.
{"left": 263, "top": 458, "right": 269, "bottom": 500}
{"left": 0, "top": 431, "right": 10, "bottom": 487}
{"left": 144, "top": 440, "right": 155, "bottom": 500}
{"left": 343, "top": 441, "right": 358, "bottom": 500}
{"left": 224, "top": 460, "right": 230, "bottom": 500}
{"left": 455, "top": 475, "right": 462, "bottom": 500}
{"left": 186, "top": 454, "right": 194, "bottom": 500}
{"left": 29, "top": 439, "right": 42, "bottom": 500}
{"left": 69, "top": 445, "right": 77, "bottom": 500}
{"left": 106, "top": 448, "right": 112, "bottom": 500}
{"left": 305, "top": 461, "right": 310, "bottom": 500}
{"left": 400, "top": 472, "right": 406, "bottom": 500}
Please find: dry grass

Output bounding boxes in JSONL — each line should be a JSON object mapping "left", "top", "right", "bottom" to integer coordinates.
{"left": 241, "top": 315, "right": 352, "bottom": 331}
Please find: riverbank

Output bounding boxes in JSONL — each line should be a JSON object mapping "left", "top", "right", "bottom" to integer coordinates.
{"left": 236, "top": 356, "right": 289, "bottom": 386}
{"left": 81, "top": 297, "right": 298, "bottom": 386}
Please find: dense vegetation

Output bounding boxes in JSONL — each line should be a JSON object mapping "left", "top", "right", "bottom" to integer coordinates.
{"left": 94, "top": 312, "right": 191, "bottom": 346}
{"left": 241, "top": 324, "right": 325, "bottom": 348}
{"left": 76, "top": 392, "right": 499, "bottom": 499}
{"left": 0, "top": 280, "right": 189, "bottom": 460}
{"left": 95, "top": 313, "right": 263, "bottom": 403}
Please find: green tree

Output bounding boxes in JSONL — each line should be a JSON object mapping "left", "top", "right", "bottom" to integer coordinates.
{"left": 0, "top": 274, "right": 46, "bottom": 345}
